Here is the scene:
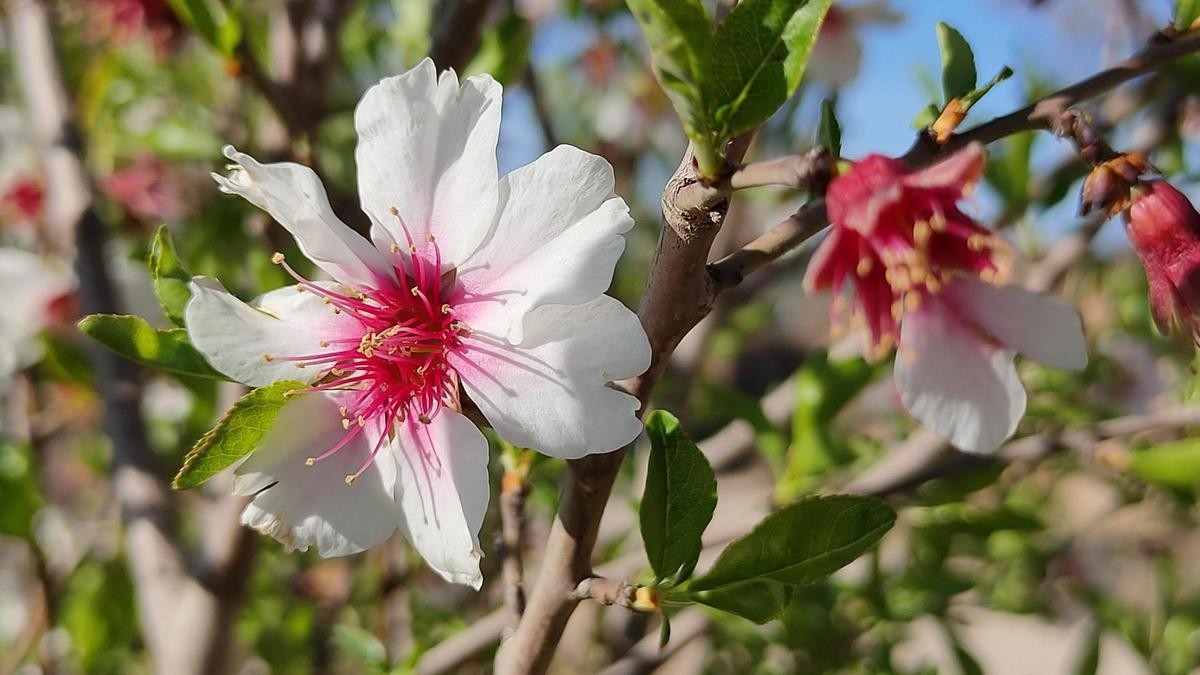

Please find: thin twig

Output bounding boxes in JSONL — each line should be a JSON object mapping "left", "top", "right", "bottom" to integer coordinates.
{"left": 674, "top": 147, "right": 835, "bottom": 214}
{"left": 709, "top": 29, "right": 1200, "bottom": 296}
{"left": 498, "top": 456, "right": 531, "bottom": 635}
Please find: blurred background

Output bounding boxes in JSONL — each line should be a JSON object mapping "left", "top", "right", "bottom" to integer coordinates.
{"left": 3, "top": 0, "right": 1200, "bottom": 672}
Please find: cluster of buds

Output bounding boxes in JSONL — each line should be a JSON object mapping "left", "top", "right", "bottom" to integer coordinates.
{"left": 1079, "top": 149, "right": 1200, "bottom": 345}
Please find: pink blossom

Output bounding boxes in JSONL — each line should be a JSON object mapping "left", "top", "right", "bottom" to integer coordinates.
{"left": 805, "top": 145, "right": 1087, "bottom": 452}
{"left": 1125, "top": 180, "right": 1200, "bottom": 343}
{"left": 188, "top": 60, "right": 650, "bottom": 586}
{"left": 2, "top": 177, "right": 44, "bottom": 222}
{"left": 103, "top": 155, "right": 182, "bottom": 221}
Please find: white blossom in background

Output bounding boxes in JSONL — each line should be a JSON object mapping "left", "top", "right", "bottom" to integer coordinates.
{"left": 188, "top": 59, "right": 650, "bottom": 588}
{"left": 0, "top": 248, "right": 74, "bottom": 387}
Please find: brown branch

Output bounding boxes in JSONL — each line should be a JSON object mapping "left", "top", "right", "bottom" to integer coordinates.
{"left": 674, "top": 147, "right": 835, "bottom": 214}
{"left": 710, "top": 28, "right": 1200, "bottom": 297}
{"left": 846, "top": 406, "right": 1200, "bottom": 498}
{"left": 907, "top": 30, "right": 1200, "bottom": 164}
{"left": 428, "top": 0, "right": 494, "bottom": 73}
{"left": 597, "top": 608, "right": 709, "bottom": 675}
{"left": 497, "top": 455, "right": 531, "bottom": 635}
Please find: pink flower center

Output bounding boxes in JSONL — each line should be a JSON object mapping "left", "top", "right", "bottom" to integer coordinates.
{"left": 272, "top": 211, "right": 469, "bottom": 484}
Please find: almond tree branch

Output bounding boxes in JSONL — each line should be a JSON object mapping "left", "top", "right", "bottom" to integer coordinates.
{"left": 674, "top": 147, "right": 836, "bottom": 214}
{"left": 497, "top": 459, "right": 531, "bottom": 635}
{"left": 709, "top": 28, "right": 1200, "bottom": 294}
{"left": 429, "top": 0, "right": 494, "bottom": 73}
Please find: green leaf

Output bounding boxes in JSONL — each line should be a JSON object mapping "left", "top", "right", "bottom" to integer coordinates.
{"left": 961, "top": 65, "right": 1014, "bottom": 108}
{"left": 641, "top": 410, "right": 718, "bottom": 584}
{"left": 627, "top": 0, "right": 716, "bottom": 168}
{"left": 936, "top": 22, "right": 976, "bottom": 102}
{"left": 167, "top": 0, "right": 241, "bottom": 56}
{"left": 777, "top": 353, "right": 875, "bottom": 502}
{"left": 332, "top": 624, "right": 387, "bottom": 667}
{"left": 148, "top": 225, "right": 191, "bottom": 327}
{"left": 1129, "top": 439, "right": 1200, "bottom": 488}
{"left": 689, "top": 495, "right": 895, "bottom": 591}
{"left": 912, "top": 102, "right": 940, "bottom": 129}
{"left": 465, "top": 13, "right": 532, "bottom": 85}
{"left": 1177, "top": 0, "right": 1200, "bottom": 30}
{"left": 685, "top": 578, "right": 790, "bottom": 623}
{"left": 703, "top": 0, "right": 833, "bottom": 140}
{"left": 0, "top": 443, "right": 43, "bottom": 539}
{"left": 173, "top": 380, "right": 305, "bottom": 489}
{"left": 78, "top": 314, "right": 226, "bottom": 379}
{"left": 816, "top": 99, "right": 841, "bottom": 158}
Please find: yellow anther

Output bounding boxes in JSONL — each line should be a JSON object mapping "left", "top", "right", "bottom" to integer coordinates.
{"left": 914, "top": 221, "right": 932, "bottom": 246}
{"left": 357, "top": 415, "right": 366, "bottom": 427}
{"left": 390, "top": 243, "right": 401, "bottom": 253}
{"left": 319, "top": 340, "right": 330, "bottom": 347}
{"left": 344, "top": 474, "right": 356, "bottom": 485}
{"left": 856, "top": 257, "right": 873, "bottom": 277}
{"left": 271, "top": 252, "right": 285, "bottom": 264}
{"left": 342, "top": 418, "right": 351, "bottom": 430}
{"left": 294, "top": 363, "right": 306, "bottom": 369}
{"left": 305, "top": 457, "right": 316, "bottom": 466}
{"left": 263, "top": 353, "right": 274, "bottom": 362}
{"left": 968, "top": 233, "right": 988, "bottom": 251}
{"left": 905, "top": 293, "right": 921, "bottom": 312}
{"left": 339, "top": 406, "right": 348, "bottom": 416}
{"left": 389, "top": 206, "right": 399, "bottom": 215}
{"left": 891, "top": 299, "right": 904, "bottom": 321}
{"left": 441, "top": 303, "right": 451, "bottom": 314}
{"left": 418, "top": 414, "right": 431, "bottom": 424}
{"left": 427, "top": 234, "right": 436, "bottom": 242}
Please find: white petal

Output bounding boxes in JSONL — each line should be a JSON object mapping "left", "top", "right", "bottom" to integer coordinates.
{"left": 895, "top": 299, "right": 1026, "bottom": 454}
{"left": 456, "top": 145, "right": 634, "bottom": 343}
{"left": 392, "top": 409, "right": 489, "bottom": 589}
{"left": 234, "top": 393, "right": 399, "bottom": 557}
{"left": 943, "top": 276, "right": 1088, "bottom": 370}
{"left": 354, "top": 60, "right": 501, "bottom": 268}
{"left": 213, "top": 146, "right": 394, "bottom": 288}
{"left": 451, "top": 296, "right": 650, "bottom": 459}
{"left": 185, "top": 278, "right": 360, "bottom": 387}
{"left": 0, "top": 249, "right": 73, "bottom": 367}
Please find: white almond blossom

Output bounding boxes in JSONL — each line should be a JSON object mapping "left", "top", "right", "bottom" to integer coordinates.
{"left": 188, "top": 59, "right": 651, "bottom": 588}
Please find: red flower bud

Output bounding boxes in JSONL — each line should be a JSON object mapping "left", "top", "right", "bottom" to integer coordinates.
{"left": 1126, "top": 180, "right": 1200, "bottom": 342}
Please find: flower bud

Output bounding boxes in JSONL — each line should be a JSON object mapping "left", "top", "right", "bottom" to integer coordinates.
{"left": 1126, "top": 180, "right": 1200, "bottom": 342}
{"left": 1081, "top": 153, "right": 1154, "bottom": 216}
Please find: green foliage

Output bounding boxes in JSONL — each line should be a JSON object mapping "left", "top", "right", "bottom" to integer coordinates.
{"left": 702, "top": 0, "right": 833, "bottom": 140}
{"left": 78, "top": 314, "right": 226, "bottom": 379}
{"left": 61, "top": 560, "right": 138, "bottom": 673}
{"left": 641, "top": 410, "right": 718, "bottom": 584}
{"left": 817, "top": 98, "right": 841, "bottom": 157}
{"left": 148, "top": 225, "right": 192, "bottom": 327}
{"left": 628, "top": 0, "right": 832, "bottom": 176}
{"left": 465, "top": 13, "right": 532, "bottom": 85}
{"left": 689, "top": 495, "right": 895, "bottom": 591}
{"left": 985, "top": 131, "right": 1035, "bottom": 213}
{"left": 0, "top": 443, "right": 43, "bottom": 539}
{"left": 936, "top": 22, "right": 976, "bottom": 103}
{"left": 1177, "top": 0, "right": 1200, "bottom": 29}
{"left": 1129, "top": 439, "right": 1200, "bottom": 489}
{"left": 166, "top": 0, "right": 242, "bottom": 57}
{"left": 333, "top": 624, "right": 389, "bottom": 670}
{"left": 173, "top": 380, "right": 305, "bottom": 489}
{"left": 777, "top": 352, "right": 875, "bottom": 502}
{"left": 685, "top": 578, "right": 791, "bottom": 624}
